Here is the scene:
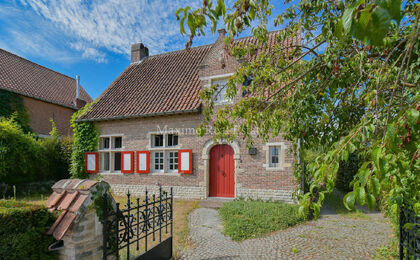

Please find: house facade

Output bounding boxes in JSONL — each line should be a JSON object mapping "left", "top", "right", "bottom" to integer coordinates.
{"left": 0, "top": 49, "right": 92, "bottom": 136}
{"left": 78, "top": 30, "right": 299, "bottom": 202}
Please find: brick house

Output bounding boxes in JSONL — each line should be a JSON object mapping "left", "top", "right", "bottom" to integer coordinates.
{"left": 78, "top": 29, "right": 299, "bottom": 202}
{"left": 0, "top": 49, "right": 92, "bottom": 136}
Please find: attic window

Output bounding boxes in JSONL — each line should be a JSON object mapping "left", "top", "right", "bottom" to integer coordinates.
{"left": 212, "top": 79, "right": 230, "bottom": 104}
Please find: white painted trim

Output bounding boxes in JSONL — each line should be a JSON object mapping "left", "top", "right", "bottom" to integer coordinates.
{"left": 199, "top": 72, "right": 234, "bottom": 81}
{"left": 263, "top": 142, "right": 288, "bottom": 171}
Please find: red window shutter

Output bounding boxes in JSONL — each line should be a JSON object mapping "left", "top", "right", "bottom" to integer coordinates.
{"left": 85, "top": 152, "right": 98, "bottom": 173}
{"left": 136, "top": 151, "right": 150, "bottom": 174}
{"left": 121, "top": 151, "right": 134, "bottom": 173}
{"left": 178, "top": 149, "right": 192, "bottom": 174}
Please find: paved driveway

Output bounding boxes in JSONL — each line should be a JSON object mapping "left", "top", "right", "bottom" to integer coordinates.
{"left": 180, "top": 207, "right": 393, "bottom": 260}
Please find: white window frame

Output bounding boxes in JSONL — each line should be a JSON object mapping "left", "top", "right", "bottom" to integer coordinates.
{"left": 147, "top": 131, "right": 181, "bottom": 175}
{"left": 98, "top": 134, "right": 124, "bottom": 174}
{"left": 153, "top": 151, "right": 164, "bottom": 172}
{"left": 263, "top": 142, "right": 288, "bottom": 171}
{"left": 212, "top": 78, "right": 231, "bottom": 104}
{"left": 166, "top": 151, "right": 179, "bottom": 172}
{"left": 201, "top": 73, "right": 234, "bottom": 106}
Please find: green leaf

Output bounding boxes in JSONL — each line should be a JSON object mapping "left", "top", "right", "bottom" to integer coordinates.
{"left": 406, "top": 108, "right": 419, "bottom": 126}
{"left": 343, "top": 192, "right": 356, "bottom": 210}
{"left": 355, "top": 187, "right": 366, "bottom": 205}
{"left": 371, "top": 176, "right": 381, "bottom": 196}
{"left": 367, "top": 193, "right": 376, "bottom": 210}
{"left": 371, "top": 147, "right": 381, "bottom": 170}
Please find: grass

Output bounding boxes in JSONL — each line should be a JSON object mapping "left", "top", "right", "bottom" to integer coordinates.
{"left": 373, "top": 240, "right": 399, "bottom": 260}
{"left": 218, "top": 199, "right": 306, "bottom": 241}
{"left": 112, "top": 195, "right": 199, "bottom": 259}
{"left": 324, "top": 192, "right": 369, "bottom": 219}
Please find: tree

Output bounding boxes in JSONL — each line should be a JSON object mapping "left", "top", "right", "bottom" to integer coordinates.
{"left": 176, "top": 0, "right": 419, "bottom": 217}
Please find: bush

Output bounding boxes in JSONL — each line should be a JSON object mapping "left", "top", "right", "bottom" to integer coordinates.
{"left": 0, "top": 118, "right": 71, "bottom": 184}
{"left": 0, "top": 200, "right": 57, "bottom": 259}
{"left": 218, "top": 199, "right": 306, "bottom": 241}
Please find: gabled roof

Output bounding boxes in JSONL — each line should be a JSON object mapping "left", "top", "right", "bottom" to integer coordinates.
{"left": 0, "top": 49, "right": 92, "bottom": 109}
{"left": 78, "top": 45, "right": 211, "bottom": 121}
{"left": 77, "top": 30, "right": 299, "bottom": 122}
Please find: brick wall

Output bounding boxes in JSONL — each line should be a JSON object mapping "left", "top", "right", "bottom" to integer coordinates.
{"left": 92, "top": 113, "right": 297, "bottom": 202}
{"left": 22, "top": 95, "right": 75, "bottom": 136}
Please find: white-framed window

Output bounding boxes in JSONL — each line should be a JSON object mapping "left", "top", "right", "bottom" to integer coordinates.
{"left": 152, "top": 134, "right": 164, "bottom": 147}
{"left": 99, "top": 135, "right": 123, "bottom": 172}
{"left": 269, "top": 146, "right": 281, "bottom": 168}
{"left": 263, "top": 142, "right": 288, "bottom": 171}
{"left": 167, "top": 151, "right": 179, "bottom": 171}
{"left": 149, "top": 133, "right": 180, "bottom": 173}
{"left": 167, "top": 134, "right": 178, "bottom": 147}
{"left": 153, "top": 152, "right": 164, "bottom": 171}
{"left": 212, "top": 78, "right": 230, "bottom": 104}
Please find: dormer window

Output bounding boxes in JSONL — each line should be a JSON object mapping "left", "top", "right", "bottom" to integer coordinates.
{"left": 212, "top": 79, "right": 230, "bottom": 104}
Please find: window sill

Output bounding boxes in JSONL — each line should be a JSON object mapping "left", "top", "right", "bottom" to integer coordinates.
{"left": 148, "top": 146, "right": 181, "bottom": 151}
{"left": 262, "top": 164, "right": 285, "bottom": 171}
{"left": 149, "top": 172, "right": 181, "bottom": 176}
{"left": 99, "top": 171, "right": 123, "bottom": 175}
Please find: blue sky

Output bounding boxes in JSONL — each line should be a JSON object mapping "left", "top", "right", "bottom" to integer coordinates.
{"left": 0, "top": 0, "right": 291, "bottom": 99}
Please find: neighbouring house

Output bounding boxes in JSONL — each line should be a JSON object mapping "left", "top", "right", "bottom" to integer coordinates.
{"left": 0, "top": 49, "right": 92, "bottom": 136}
{"left": 77, "top": 29, "right": 300, "bottom": 202}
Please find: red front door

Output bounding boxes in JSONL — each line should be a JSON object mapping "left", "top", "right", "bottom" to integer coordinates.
{"left": 209, "top": 145, "right": 235, "bottom": 197}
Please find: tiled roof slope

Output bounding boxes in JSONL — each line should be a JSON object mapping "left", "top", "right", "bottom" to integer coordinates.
{"left": 78, "top": 45, "right": 212, "bottom": 121}
{"left": 46, "top": 179, "right": 98, "bottom": 240}
{"left": 78, "top": 30, "right": 298, "bottom": 121}
{"left": 0, "top": 49, "right": 92, "bottom": 108}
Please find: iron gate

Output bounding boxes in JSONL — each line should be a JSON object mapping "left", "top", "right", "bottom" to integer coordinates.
{"left": 102, "top": 187, "right": 173, "bottom": 260}
{"left": 400, "top": 206, "right": 419, "bottom": 260}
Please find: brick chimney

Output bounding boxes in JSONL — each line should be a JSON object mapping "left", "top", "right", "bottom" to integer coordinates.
{"left": 131, "top": 43, "right": 149, "bottom": 63}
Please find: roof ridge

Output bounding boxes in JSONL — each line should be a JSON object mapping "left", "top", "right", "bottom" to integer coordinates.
{"left": 147, "top": 43, "right": 213, "bottom": 59}
{"left": 0, "top": 48, "right": 77, "bottom": 81}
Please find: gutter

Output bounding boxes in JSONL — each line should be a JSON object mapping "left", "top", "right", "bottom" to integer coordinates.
{"left": 74, "top": 107, "right": 201, "bottom": 123}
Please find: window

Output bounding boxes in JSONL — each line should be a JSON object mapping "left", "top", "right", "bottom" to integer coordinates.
{"left": 154, "top": 152, "right": 164, "bottom": 171}
{"left": 98, "top": 135, "right": 123, "bottom": 172}
{"left": 114, "top": 152, "right": 122, "bottom": 171}
{"left": 100, "top": 137, "right": 110, "bottom": 149}
{"left": 153, "top": 135, "right": 164, "bottom": 147}
{"left": 167, "top": 134, "right": 178, "bottom": 147}
{"left": 113, "top": 137, "right": 122, "bottom": 149}
{"left": 212, "top": 79, "right": 229, "bottom": 104}
{"left": 269, "top": 146, "right": 281, "bottom": 168}
{"left": 149, "top": 133, "right": 180, "bottom": 173}
{"left": 167, "top": 151, "right": 178, "bottom": 171}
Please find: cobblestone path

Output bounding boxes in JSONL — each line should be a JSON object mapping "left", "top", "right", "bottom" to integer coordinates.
{"left": 180, "top": 207, "right": 393, "bottom": 260}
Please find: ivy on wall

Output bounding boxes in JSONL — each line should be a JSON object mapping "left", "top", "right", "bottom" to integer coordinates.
{"left": 0, "top": 89, "right": 31, "bottom": 133}
{"left": 70, "top": 102, "right": 99, "bottom": 179}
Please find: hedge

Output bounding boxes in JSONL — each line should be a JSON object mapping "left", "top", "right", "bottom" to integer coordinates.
{"left": 0, "top": 200, "right": 57, "bottom": 260}
{"left": 0, "top": 117, "right": 72, "bottom": 184}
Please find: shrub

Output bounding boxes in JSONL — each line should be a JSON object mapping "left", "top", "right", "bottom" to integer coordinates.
{"left": 0, "top": 200, "right": 57, "bottom": 260}
{"left": 335, "top": 153, "right": 360, "bottom": 192}
{"left": 219, "top": 199, "right": 306, "bottom": 241}
{"left": 0, "top": 118, "right": 71, "bottom": 184}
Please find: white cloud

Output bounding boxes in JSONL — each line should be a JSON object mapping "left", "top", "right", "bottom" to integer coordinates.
{"left": 20, "top": 0, "right": 202, "bottom": 57}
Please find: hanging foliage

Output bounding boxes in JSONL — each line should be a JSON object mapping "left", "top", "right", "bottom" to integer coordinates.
{"left": 176, "top": 0, "right": 419, "bottom": 218}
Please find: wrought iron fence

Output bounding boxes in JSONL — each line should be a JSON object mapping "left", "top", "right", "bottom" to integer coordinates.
{"left": 400, "top": 206, "right": 419, "bottom": 260}
{"left": 102, "top": 187, "right": 173, "bottom": 260}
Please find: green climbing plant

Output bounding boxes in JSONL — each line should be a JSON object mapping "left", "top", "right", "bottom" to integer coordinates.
{"left": 70, "top": 102, "right": 99, "bottom": 179}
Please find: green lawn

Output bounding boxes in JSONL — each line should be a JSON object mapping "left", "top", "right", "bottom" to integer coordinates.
{"left": 218, "top": 199, "right": 306, "bottom": 241}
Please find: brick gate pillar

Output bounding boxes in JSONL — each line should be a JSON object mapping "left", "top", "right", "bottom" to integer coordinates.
{"left": 45, "top": 179, "right": 115, "bottom": 260}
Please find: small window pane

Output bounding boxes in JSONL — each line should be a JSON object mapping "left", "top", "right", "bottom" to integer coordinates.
{"left": 100, "top": 138, "right": 110, "bottom": 149}
{"left": 167, "top": 134, "right": 178, "bottom": 147}
{"left": 114, "top": 152, "right": 121, "bottom": 171}
{"left": 212, "top": 79, "right": 229, "bottom": 103}
{"left": 153, "top": 135, "right": 163, "bottom": 147}
{"left": 102, "top": 153, "right": 110, "bottom": 171}
{"left": 167, "top": 151, "right": 178, "bottom": 171}
{"left": 154, "top": 152, "right": 164, "bottom": 171}
{"left": 269, "top": 146, "right": 281, "bottom": 168}
{"left": 114, "top": 137, "right": 122, "bottom": 149}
